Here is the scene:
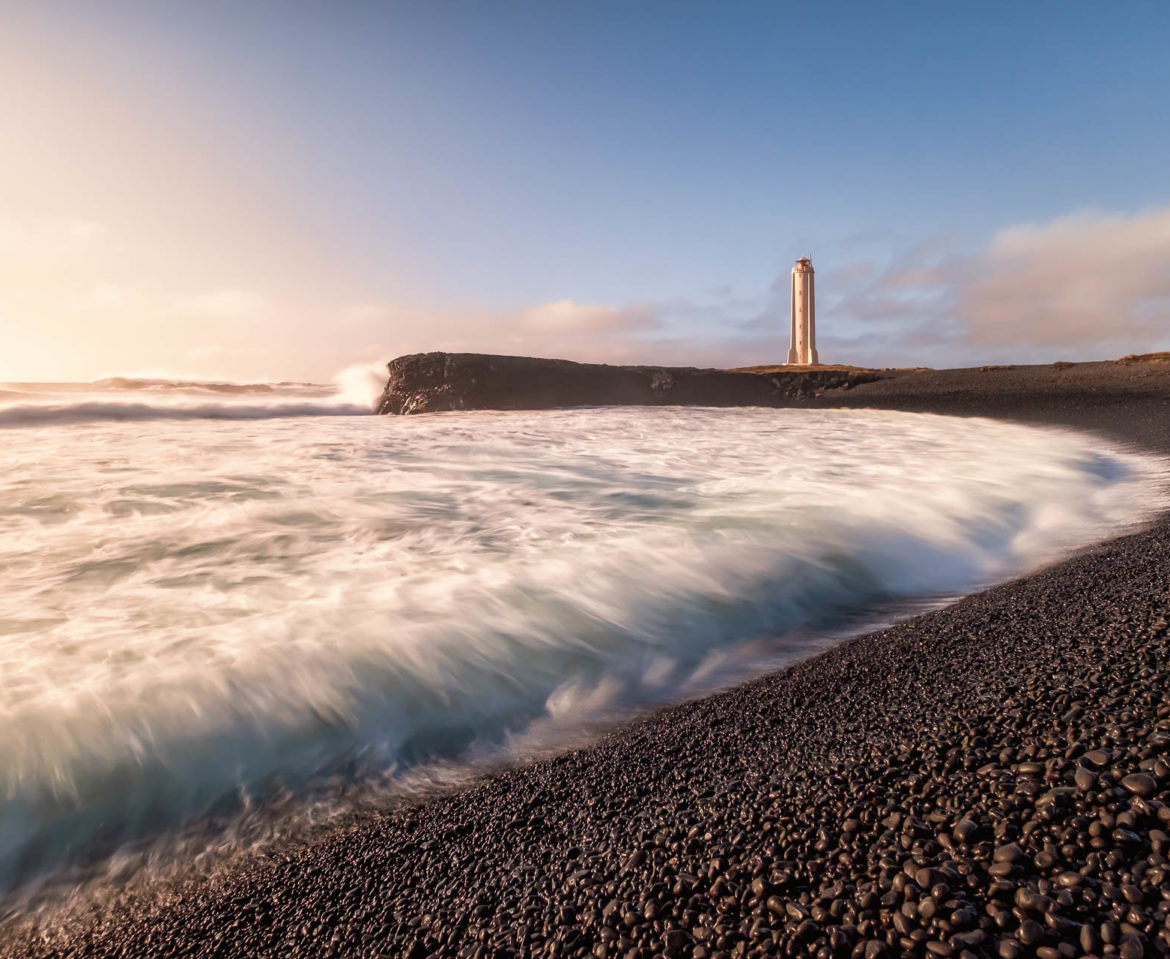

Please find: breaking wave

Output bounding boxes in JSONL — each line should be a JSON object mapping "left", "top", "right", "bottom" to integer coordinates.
{"left": 0, "top": 364, "right": 386, "bottom": 426}
{"left": 0, "top": 401, "right": 1165, "bottom": 901}
{"left": 0, "top": 399, "right": 371, "bottom": 427}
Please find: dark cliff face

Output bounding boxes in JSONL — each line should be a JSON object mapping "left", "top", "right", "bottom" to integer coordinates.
{"left": 376, "top": 352, "right": 878, "bottom": 415}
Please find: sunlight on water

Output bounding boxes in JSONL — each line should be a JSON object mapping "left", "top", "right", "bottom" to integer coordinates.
{"left": 0, "top": 382, "right": 1165, "bottom": 898}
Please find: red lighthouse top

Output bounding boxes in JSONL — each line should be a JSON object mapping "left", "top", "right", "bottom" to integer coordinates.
{"left": 793, "top": 257, "right": 813, "bottom": 273}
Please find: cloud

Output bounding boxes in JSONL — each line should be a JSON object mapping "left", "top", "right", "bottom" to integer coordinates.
{"left": 327, "top": 298, "right": 669, "bottom": 363}
{"left": 959, "top": 207, "right": 1170, "bottom": 346}
{"left": 517, "top": 299, "right": 658, "bottom": 335}
{"left": 325, "top": 292, "right": 779, "bottom": 372}
{"left": 822, "top": 204, "right": 1170, "bottom": 366}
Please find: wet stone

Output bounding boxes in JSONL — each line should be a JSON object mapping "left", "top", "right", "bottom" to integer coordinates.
{"left": 1074, "top": 766, "right": 1097, "bottom": 791}
{"left": 993, "top": 844, "right": 1024, "bottom": 863}
{"left": 1121, "top": 773, "right": 1157, "bottom": 797}
{"left": 1017, "top": 919, "right": 1045, "bottom": 946}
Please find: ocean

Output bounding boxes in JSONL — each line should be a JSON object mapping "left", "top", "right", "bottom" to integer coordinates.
{"left": 0, "top": 376, "right": 1165, "bottom": 903}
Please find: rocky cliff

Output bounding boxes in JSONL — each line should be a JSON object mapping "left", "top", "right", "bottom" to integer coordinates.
{"left": 376, "top": 352, "right": 879, "bottom": 415}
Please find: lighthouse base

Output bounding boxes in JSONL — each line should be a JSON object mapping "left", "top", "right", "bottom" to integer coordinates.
{"left": 786, "top": 348, "right": 819, "bottom": 366}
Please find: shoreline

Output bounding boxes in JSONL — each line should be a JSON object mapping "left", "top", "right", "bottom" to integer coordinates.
{"left": 4, "top": 369, "right": 1170, "bottom": 958}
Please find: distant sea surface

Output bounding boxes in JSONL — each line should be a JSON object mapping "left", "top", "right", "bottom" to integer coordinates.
{"left": 0, "top": 377, "right": 1165, "bottom": 902}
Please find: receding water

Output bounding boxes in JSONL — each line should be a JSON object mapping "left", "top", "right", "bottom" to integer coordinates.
{"left": 0, "top": 377, "right": 1165, "bottom": 901}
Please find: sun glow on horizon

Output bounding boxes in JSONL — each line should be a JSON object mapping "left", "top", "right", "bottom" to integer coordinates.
{"left": 3, "top": 2, "right": 1170, "bottom": 381}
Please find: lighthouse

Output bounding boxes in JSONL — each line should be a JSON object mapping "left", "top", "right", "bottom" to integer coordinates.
{"left": 786, "top": 256, "right": 819, "bottom": 366}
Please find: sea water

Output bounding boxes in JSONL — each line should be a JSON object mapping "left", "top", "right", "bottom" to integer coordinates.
{"left": 0, "top": 377, "right": 1165, "bottom": 899}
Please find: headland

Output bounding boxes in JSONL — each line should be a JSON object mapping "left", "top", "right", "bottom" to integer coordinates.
{"left": 376, "top": 350, "right": 1170, "bottom": 449}
{"left": 374, "top": 351, "right": 880, "bottom": 415}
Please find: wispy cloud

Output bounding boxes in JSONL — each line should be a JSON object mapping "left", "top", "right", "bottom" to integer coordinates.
{"left": 329, "top": 293, "right": 776, "bottom": 372}
{"left": 517, "top": 299, "right": 659, "bottom": 335}
{"left": 819, "top": 204, "right": 1170, "bottom": 367}
{"left": 959, "top": 207, "right": 1170, "bottom": 347}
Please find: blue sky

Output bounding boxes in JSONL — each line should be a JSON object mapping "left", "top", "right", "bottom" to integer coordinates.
{"left": 3, "top": 1, "right": 1170, "bottom": 380}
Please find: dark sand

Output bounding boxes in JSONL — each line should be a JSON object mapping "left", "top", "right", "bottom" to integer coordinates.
{"left": 822, "top": 358, "right": 1170, "bottom": 452}
{"left": 3, "top": 359, "right": 1170, "bottom": 959}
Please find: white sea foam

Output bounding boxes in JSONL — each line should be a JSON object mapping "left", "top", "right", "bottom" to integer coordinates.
{"left": 0, "top": 376, "right": 375, "bottom": 426}
{"left": 0, "top": 390, "right": 1165, "bottom": 897}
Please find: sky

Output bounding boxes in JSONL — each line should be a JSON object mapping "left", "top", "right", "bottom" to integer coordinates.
{"left": 2, "top": 0, "right": 1170, "bottom": 382}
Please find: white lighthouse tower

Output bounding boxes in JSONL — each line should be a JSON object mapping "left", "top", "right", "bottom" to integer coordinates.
{"left": 786, "top": 256, "right": 819, "bottom": 365}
